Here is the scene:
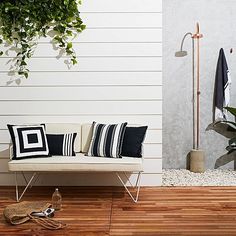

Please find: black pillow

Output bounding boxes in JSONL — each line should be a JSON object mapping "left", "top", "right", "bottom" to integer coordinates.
{"left": 121, "top": 126, "right": 148, "bottom": 157}
{"left": 46, "top": 133, "right": 77, "bottom": 156}
{"left": 7, "top": 124, "right": 50, "bottom": 160}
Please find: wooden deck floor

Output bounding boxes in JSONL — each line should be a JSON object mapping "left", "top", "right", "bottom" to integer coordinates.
{"left": 1, "top": 186, "right": 236, "bottom": 235}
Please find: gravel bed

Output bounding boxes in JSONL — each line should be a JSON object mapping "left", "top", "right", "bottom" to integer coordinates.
{"left": 163, "top": 169, "right": 236, "bottom": 186}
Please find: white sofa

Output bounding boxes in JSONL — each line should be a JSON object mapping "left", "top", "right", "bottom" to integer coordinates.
{"left": 8, "top": 123, "right": 144, "bottom": 203}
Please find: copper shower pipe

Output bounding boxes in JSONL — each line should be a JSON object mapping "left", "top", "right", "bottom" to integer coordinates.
{"left": 192, "top": 23, "right": 203, "bottom": 150}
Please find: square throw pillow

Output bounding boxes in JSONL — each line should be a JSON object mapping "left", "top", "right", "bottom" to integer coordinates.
{"left": 87, "top": 122, "right": 127, "bottom": 158}
{"left": 121, "top": 126, "right": 148, "bottom": 157}
{"left": 7, "top": 124, "right": 50, "bottom": 160}
{"left": 46, "top": 133, "right": 77, "bottom": 156}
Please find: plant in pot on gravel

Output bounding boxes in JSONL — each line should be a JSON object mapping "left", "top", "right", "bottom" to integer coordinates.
{"left": 222, "top": 107, "right": 236, "bottom": 153}
{"left": 207, "top": 107, "right": 236, "bottom": 154}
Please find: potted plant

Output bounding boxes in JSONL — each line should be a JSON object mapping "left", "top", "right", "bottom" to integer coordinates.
{"left": 0, "top": 0, "right": 86, "bottom": 78}
{"left": 207, "top": 107, "right": 236, "bottom": 154}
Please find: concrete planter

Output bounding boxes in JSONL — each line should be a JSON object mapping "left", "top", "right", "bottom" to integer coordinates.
{"left": 190, "top": 149, "right": 205, "bottom": 173}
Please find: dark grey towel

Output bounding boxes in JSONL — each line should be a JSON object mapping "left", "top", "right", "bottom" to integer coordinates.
{"left": 213, "top": 48, "right": 230, "bottom": 121}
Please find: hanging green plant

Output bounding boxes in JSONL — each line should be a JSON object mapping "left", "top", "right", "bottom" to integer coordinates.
{"left": 0, "top": 0, "right": 86, "bottom": 78}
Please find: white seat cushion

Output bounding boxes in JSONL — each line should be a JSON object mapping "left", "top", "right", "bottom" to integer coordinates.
{"left": 8, "top": 153, "right": 143, "bottom": 172}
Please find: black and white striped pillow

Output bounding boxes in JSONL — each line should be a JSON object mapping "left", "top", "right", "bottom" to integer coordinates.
{"left": 87, "top": 122, "right": 127, "bottom": 158}
{"left": 46, "top": 133, "right": 77, "bottom": 156}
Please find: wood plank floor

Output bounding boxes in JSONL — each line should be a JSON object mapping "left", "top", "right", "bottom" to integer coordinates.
{"left": 1, "top": 187, "right": 236, "bottom": 235}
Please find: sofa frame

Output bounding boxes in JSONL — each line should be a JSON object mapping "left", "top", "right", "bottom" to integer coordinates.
{"left": 14, "top": 170, "right": 143, "bottom": 203}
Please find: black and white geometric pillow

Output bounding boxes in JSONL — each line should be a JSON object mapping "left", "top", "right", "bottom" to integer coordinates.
{"left": 7, "top": 124, "right": 50, "bottom": 160}
{"left": 87, "top": 122, "right": 127, "bottom": 158}
{"left": 46, "top": 133, "right": 77, "bottom": 156}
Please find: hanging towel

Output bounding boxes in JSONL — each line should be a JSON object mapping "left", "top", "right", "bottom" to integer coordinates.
{"left": 213, "top": 48, "right": 231, "bottom": 121}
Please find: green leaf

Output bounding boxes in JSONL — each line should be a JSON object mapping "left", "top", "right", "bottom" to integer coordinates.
{"left": 53, "top": 36, "right": 62, "bottom": 43}
{"left": 225, "top": 107, "right": 236, "bottom": 117}
{"left": 26, "top": 52, "right": 31, "bottom": 58}
{"left": 66, "top": 30, "right": 73, "bottom": 36}
{"left": 81, "top": 24, "right": 86, "bottom": 30}
{"left": 59, "top": 42, "right": 65, "bottom": 47}
{"left": 66, "top": 49, "right": 73, "bottom": 55}
{"left": 67, "top": 42, "right": 72, "bottom": 49}
{"left": 71, "top": 58, "right": 77, "bottom": 65}
{"left": 229, "top": 136, "right": 236, "bottom": 145}
{"left": 226, "top": 145, "right": 236, "bottom": 154}
{"left": 0, "top": 51, "right": 3, "bottom": 56}
{"left": 221, "top": 120, "right": 236, "bottom": 128}
{"left": 20, "top": 60, "right": 27, "bottom": 66}
{"left": 24, "top": 72, "right": 29, "bottom": 79}
{"left": 0, "top": 0, "right": 85, "bottom": 78}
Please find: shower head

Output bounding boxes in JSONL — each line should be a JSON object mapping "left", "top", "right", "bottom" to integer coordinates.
{"left": 175, "top": 32, "right": 193, "bottom": 58}
{"left": 175, "top": 50, "right": 188, "bottom": 57}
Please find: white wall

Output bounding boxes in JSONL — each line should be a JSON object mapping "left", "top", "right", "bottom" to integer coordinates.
{"left": 0, "top": 0, "right": 162, "bottom": 186}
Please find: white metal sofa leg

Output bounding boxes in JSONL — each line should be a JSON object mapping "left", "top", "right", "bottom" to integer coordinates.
{"left": 116, "top": 171, "right": 142, "bottom": 203}
{"left": 15, "top": 172, "right": 37, "bottom": 202}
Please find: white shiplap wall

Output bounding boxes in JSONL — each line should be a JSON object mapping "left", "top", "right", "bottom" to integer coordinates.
{"left": 0, "top": 0, "right": 162, "bottom": 186}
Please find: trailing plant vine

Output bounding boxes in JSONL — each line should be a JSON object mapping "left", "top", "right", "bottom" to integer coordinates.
{"left": 0, "top": 0, "right": 86, "bottom": 78}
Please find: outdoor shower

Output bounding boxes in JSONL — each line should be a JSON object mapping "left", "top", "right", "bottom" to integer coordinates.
{"left": 175, "top": 23, "right": 204, "bottom": 172}
{"left": 175, "top": 32, "right": 195, "bottom": 150}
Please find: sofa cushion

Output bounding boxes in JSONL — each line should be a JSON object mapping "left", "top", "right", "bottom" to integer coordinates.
{"left": 87, "top": 122, "right": 127, "bottom": 158}
{"left": 81, "top": 123, "right": 93, "bottom": 153}
{"left": 81, "top": 123, "right": 144, "bottom": 154}
{"left": 8, "top": 153, "right": 143, "bottom": 172}
{"left": 46, "top": 133, "right": 77, "bottom": 156}
{"left": 121, "top": 126, "right": 148, "bottom": 157}
{"left": 7, "top": 124, "right": 50, "bottom": 160}
{"left": 45, "top": 123, "right": 81, "bottom": 152}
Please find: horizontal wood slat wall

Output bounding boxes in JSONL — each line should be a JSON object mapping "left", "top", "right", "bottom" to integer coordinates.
{"left": 79, "top": 0, "right": 162, "bottom": 12}
{"left": 0, "top": 43, "right": 162, "bottom": 58}
{"left": 0, "top": 57, "right": 162, "bottom": 72}
{"left": 80, "top": 12, "right": 162, "bottom": 28}
{"left": 38, "top": 29, "right": 162, "bottom": 43}
{"left": 0, "top": 72, "right": 163, "bottom": 86}
{"left": 0, "top": 115, "right": 162, "bottom": 129}
{"left": 0, "top": 0, "right": 162, "bottom": 186}
{"left": 0, "top": 86, "right": 162, "bottom": 100}
{"left": 0, "top": 101, "right": 162, "bottom": 115}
